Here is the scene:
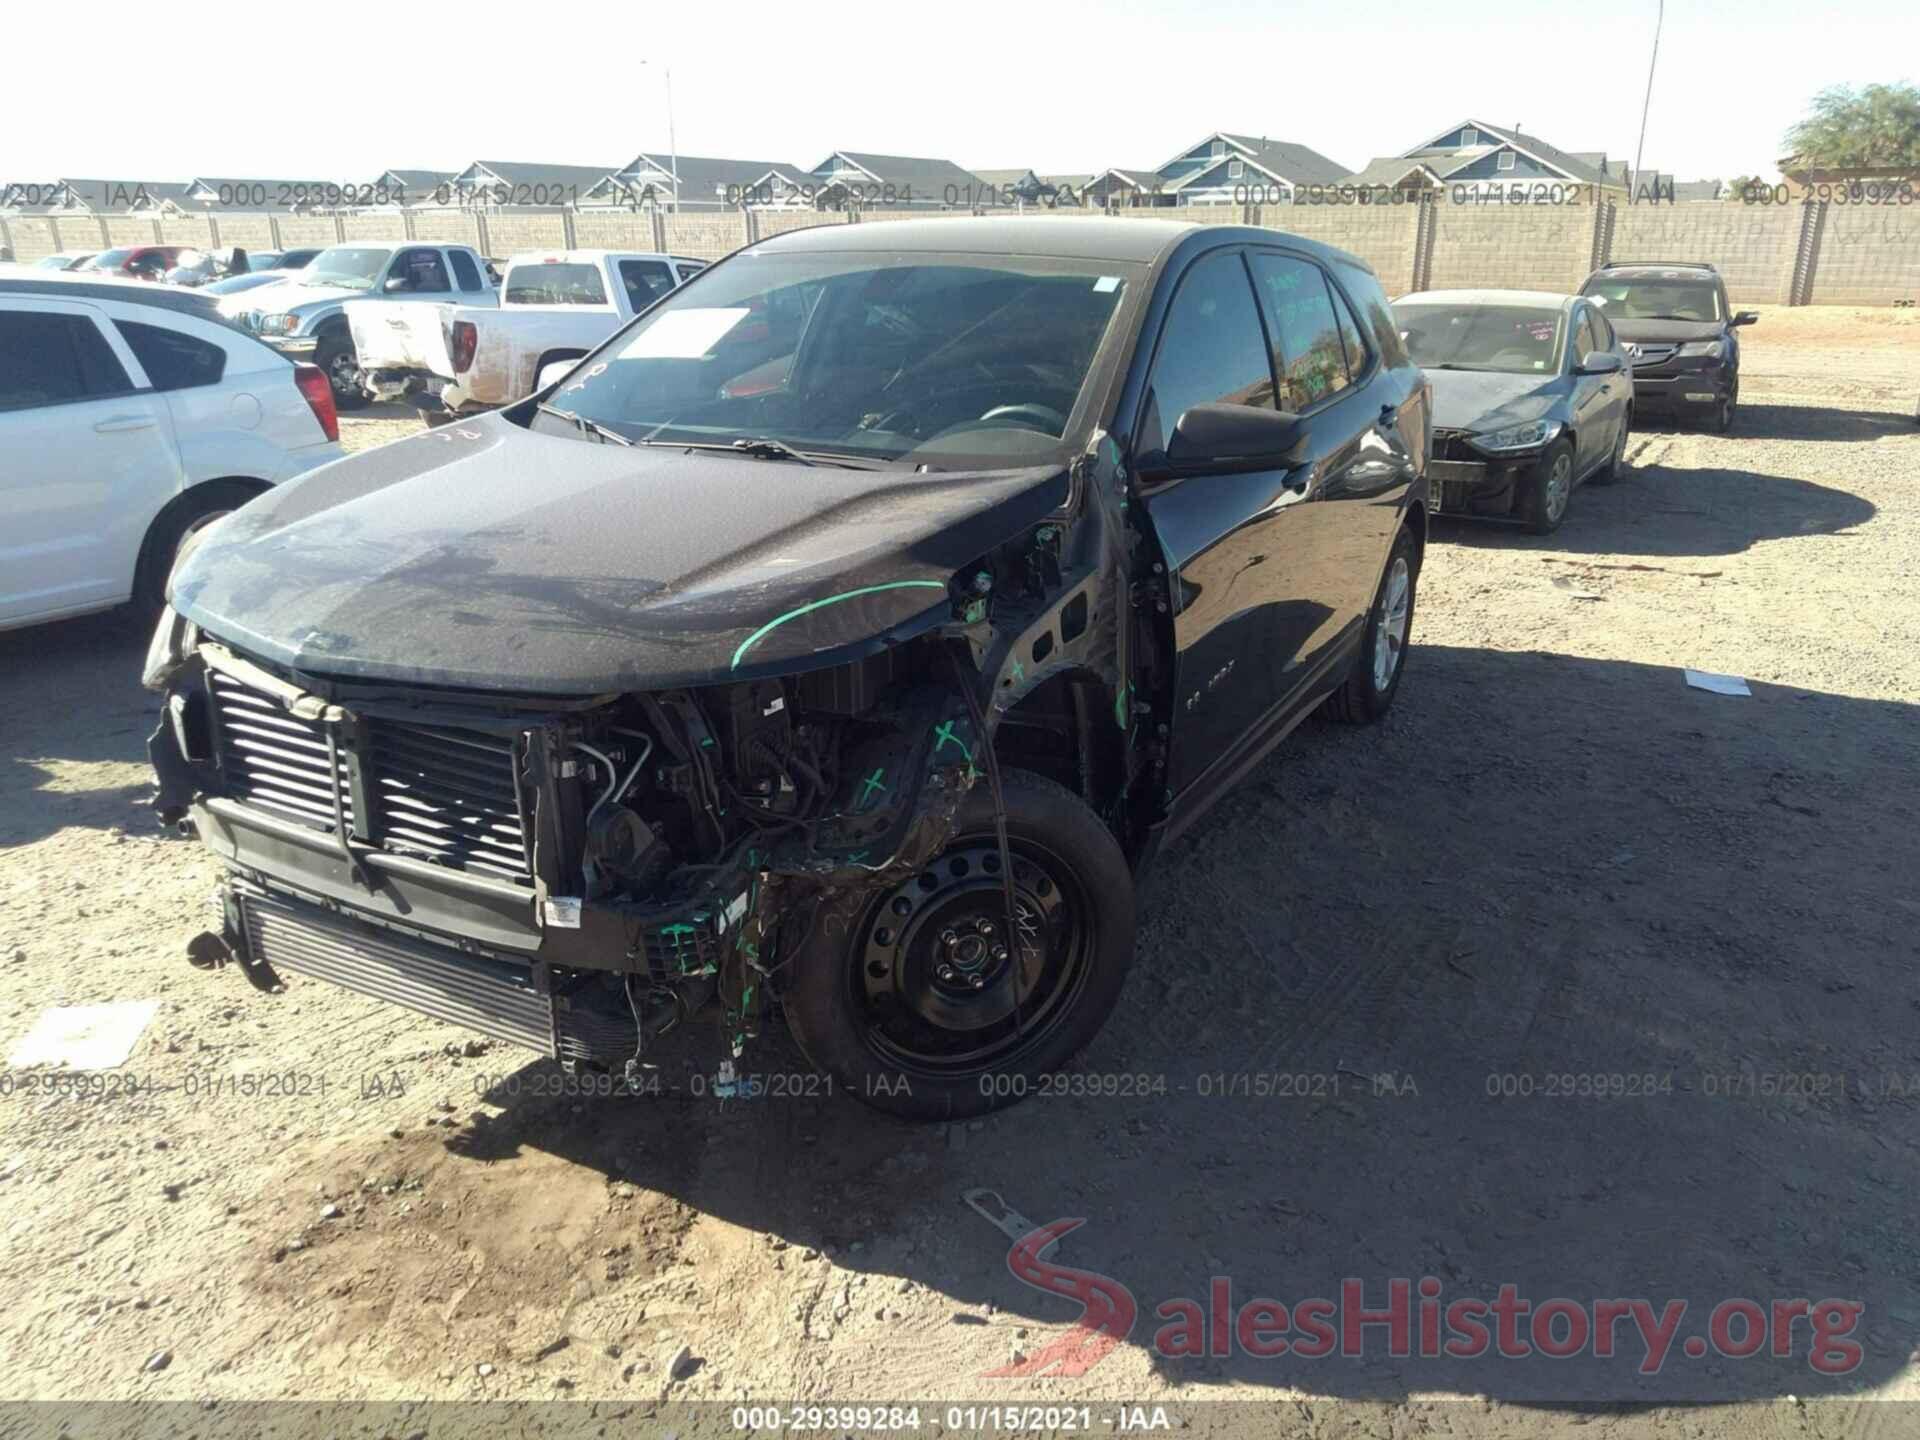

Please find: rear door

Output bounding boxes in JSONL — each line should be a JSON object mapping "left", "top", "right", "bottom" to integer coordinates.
{"left": 1135, "top": 246, "right": 1320, "bottom": 797}
{"left": 1248, "top": 249, "right": 1416, "bottom": 677}
{"left": 0, "top": 300, "right": 176, "bottom": 623}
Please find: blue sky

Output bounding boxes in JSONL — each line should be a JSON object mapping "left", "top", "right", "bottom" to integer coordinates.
{"left": 7, "top": 0, "right": 1910, "bottom": 183}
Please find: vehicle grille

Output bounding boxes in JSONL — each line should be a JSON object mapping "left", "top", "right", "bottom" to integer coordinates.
{"left": 365, "top": 720, "right": 530, "bottom": 882}
{"left": 209, "top": 666, "right": 533, "bottom": 886}
{"left": 208, "top": 670, "right": 353, "bottom": 830}
{"left": 237, "top": 885, "right": 555, "bottom": 1055}
{"left": 1432, "top": 428, "right": 1479, "bottom": 463}
{"left": 1631, "top": 343, "right": 1677, "bottom": 368}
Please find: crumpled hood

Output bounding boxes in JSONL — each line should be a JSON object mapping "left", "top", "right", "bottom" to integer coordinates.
{"left": 170, "top": 413, "right": 1070, "bottom": 693}
{"left": 1426, "top": 369, "right": 1562, "bottom": 432}
{"left": 1597, "top": 317, "right": 1723, "bottom": 344}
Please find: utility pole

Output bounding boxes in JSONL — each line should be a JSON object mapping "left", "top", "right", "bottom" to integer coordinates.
{"left": 641, "top": 61, "right": 680, "bottom": 213}
{"left": 1632, "top": 0, "right": 1665, "bottom": 203}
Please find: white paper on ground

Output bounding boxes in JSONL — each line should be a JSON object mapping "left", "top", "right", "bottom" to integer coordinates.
{"left": 1684, "top": 669, "right": 1752, "bottom": 696}
{"left": 8, "top": 1001, "right": 159, "bottom": 1071}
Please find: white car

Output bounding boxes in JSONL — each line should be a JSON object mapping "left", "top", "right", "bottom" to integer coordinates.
{"left": 0, "top": 275, "right": 345, "bottom": 631}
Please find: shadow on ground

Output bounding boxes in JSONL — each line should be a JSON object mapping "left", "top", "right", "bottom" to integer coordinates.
{"left": 432, "top": 645, "right": 1920, "bottom": 1406}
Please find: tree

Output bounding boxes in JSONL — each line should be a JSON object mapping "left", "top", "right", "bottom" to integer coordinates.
{"left": 1782, "top": 83, "right": 1920, "bottom": 170}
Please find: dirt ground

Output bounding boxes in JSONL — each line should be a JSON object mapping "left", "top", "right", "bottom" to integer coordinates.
{"left": 2, "top": 306, "right": 1918, "bottom": 1435}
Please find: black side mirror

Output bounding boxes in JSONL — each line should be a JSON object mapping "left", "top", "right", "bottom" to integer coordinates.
{"left": 1160, "top": 403, "right": 1306, "bottom": 476}
{"left": 1732, "top": 311, "right": 1759, "bottom": 327}
{"left": 1576, "top": 351, "right": 1624, "bottom": 375}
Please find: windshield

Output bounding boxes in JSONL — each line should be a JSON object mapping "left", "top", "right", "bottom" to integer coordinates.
{"left": 506, "top": 262, "right": 609, "bottom": 306}
{"left": 34, "top": 255, "right": 75, "bottom": 269}
{"left": 83, "top": 248, "right": 134, "bottom": 270}
{"left": 1582, "top": 277, "right": 1723, "bottom": 322}
{"left": 1393, "top": 302, "right": 1564, "bottom": 374}
{"left": 300, "top": 246, "right": 393, "bottom": 291}
{"left": 535, "top": 251, "right": 1133, "bottom": 468}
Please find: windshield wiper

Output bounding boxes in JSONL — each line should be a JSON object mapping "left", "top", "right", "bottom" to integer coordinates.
{"left": 728, "top": 437, "right": 815, "bottom": 465}
{"left": 536, "top": 402, "right": 632, "bottom": 446}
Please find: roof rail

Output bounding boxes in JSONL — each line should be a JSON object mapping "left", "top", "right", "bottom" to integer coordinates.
{"left": 1599, "top": 259, "right": 1718, "bottom": 272}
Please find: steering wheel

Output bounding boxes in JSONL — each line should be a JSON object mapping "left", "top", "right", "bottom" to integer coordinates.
{"left": 975, "top": 402, "right": 1068, "bottom": 432}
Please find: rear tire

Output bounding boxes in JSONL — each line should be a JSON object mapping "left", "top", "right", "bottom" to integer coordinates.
{"left": 1327, "top": 524, "right": 1417, "bottom": 724}
{"left": 315, "top": 333, "right": 368, "bottom": 411}
{"left": 1590, "top": 410, "right": 1630, "bottom": 484}
{"left": 1520, "top": 438, "right": 1575, "bottom": 535}
{"left": 782, "top": 769, "right": 1134, "bottom": 1121}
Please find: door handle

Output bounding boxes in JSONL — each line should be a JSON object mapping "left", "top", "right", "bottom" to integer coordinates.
{"left": 94, "top": 415, "right": 156, "bottom": 433}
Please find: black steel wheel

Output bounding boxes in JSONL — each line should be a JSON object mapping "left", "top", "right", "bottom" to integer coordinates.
{"left": 783, "top": 769, "right": 1134, "bottom": 1120}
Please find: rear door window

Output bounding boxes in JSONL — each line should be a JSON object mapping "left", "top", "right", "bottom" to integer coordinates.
{"left": 1249, "top": 251, "right": 1352, "bottom": 411}
{"left": 116, "top": 319, "right": 227, "bottom": 390}
{"left": 0, "top": 310, "right": 131, "bottom": 410}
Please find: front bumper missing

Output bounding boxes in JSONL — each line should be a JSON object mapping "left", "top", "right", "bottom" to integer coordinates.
{"left": 1426, "top": 455, "right": 1538, "bottom": 517}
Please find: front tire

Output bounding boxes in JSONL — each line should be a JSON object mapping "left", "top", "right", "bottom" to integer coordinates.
{"left": 1712, "top": 376, "right": 1738, "bottom": 433}
{"left": 1520, "top": 438, "right": 1575, "bottom": 535}
{"left": 132, "top": 481, "right": 260, "bottom": 618}
{"left": 783, "top": 769, "right": 1134, "bottom": 1121}
{"left": 315, "top": 333, "right": 368, "bottom": 411}
{"left": 1327, "top": 523, "right": 1417, "bottom": 724}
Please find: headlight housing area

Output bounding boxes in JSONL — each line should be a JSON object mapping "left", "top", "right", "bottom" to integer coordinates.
{"left": 142, "top": 607, "right": 199, "bottom": 690}
{"left": 1468, "top": 419, "right": 1562, "bottom": 454}
{"left": 1676, "top": 339, "right": 1726, "bottom": 360}
{"left": 258, "top": 313, "right": 300, "bottom": 336}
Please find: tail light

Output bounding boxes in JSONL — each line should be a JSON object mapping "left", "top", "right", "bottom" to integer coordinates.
{"left": 450, "top": 320, "right": 478, "bottom": 375}
{"left": 293, "top": 363, "right": 339, "bottom": 443}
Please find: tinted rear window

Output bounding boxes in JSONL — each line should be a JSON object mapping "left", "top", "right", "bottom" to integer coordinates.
{"left": 116, "top": 319, "right": 228, "bottom": 390}
{"left": 0, "top": 311, "right": 131, "bottom": 409}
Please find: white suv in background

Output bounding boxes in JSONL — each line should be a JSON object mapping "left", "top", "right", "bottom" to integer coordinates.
{"left": 0, "top": 276, "right": 344, "bottom": 631}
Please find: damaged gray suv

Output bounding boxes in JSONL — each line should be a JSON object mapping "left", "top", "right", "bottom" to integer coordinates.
{"left": 146, "top": 217, "right": 1430, "bottom": 1119}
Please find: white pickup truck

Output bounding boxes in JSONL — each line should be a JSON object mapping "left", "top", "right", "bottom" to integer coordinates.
{"left": 350, "top": 249, "right": 705, "bottom": 420}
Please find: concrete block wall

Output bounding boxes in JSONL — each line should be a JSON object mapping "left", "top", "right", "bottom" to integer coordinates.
{"left": 573, "top": 212, "right": 657, "bottom": 249}
{"left": 755, "top": 210, "right": 848, "bottom": 238}
{"left": 105, "top": 216, "right": 155, "bottom": 246}
{"left": 407, "top": 211, "right": 475, "bottom": 244}
{"left": 157, "top": 216, "right": 213, "bottom": 246}
{"left": 1608, "top": 202, "right": 1800, "bottom": 303}
{"left": 1255, "top": 202, "right": 1420, "bottom": 296}
{"left": 8, "top": 217, "right": 58, "bottom": 259}
{"left": 341, "top": 214, "right": 407, "bottom": 242}
{"left": 1805, "top": 204, "right": 1920, "bottom": 306}
{"left": 663, "top": 212, "right": 750, "bottom": 259}
{"left": 1427, "top": 201, "right": 1594, "bottom": 294}
{"left": 219, "top": 216, "right": 275, "bottom": 250}
{"left": 276, "top": 215, "right": 340, "bottom": 247}
{"left": 483, "top": 211, "right": 569, "bottom": 256}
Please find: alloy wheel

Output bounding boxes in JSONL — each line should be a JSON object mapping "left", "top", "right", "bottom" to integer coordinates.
{"left": 1372, "top": 556, "right": 1411, "bottom": 692}
{"left": 1544, "top": 451, "right": 1573, "bottom": 522}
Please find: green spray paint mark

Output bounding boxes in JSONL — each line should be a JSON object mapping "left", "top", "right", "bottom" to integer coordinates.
{"left": 932, "top": 720, "right": 972, "bottom": 760}
{"left": 846, "top": 849, "right": 870, "bottom": 863}
{"left": 700, "top": 736, "right": 714, "bottom": 747}
{"left": 1115, "top": 681, "right": 1132, "bottom": 729}
{"left": 859, "top": 768, "right": 887, "bottom": 804}
{"left": 729, "top": 580, "right": 947, "bottom": 670}
{"left": 1010, "top": 658, "right": 1025, "bottom": 684}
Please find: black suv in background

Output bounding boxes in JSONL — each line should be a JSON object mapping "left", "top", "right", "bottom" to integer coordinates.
{"left": 1578, "top": 261, "right": 1757, "bottom": 431}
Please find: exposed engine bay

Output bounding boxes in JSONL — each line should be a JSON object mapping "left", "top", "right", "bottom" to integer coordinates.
{"left": 146, "top": 486, "right": 1158, "bottom": 1084}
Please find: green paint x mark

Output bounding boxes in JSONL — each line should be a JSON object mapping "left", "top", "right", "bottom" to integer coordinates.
{"left": 859, "top": 768, "right": 887, "bottom": 804}
{"left": 729, "top": 580, "right": 947, "bottom": 670}
{"left": 932, "top": 720, "right": 972, "bottom": 760}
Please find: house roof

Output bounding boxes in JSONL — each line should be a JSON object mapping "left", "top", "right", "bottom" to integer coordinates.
{"left": 463, "top": 161, "right": 622, "bottom": 195}
{"left": 607, "top": 152, "right": 808, "bottom": 202}
{"left": 815, "top": 152, "right": 985, "bottom": 197}
{"left": 1403, "top": 120, "right": 1618, "bottom": 187}
{"left": 1213, "top": 135, "right": 1350, "bottom": 186}
{"left": 58, "top": 178, "right": 192, "bottom": 212}
{"left": 380, "top": 170, "right": 456, "bottom": 189}
{"left": 1092, "top": 168, "right": 1170, "bottom": 191}
{"left": 182, "top": 178, "right": 340, "bottom": 210}
{"left": 1342, "top": 157, "right": 1450, "bottom": 189}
